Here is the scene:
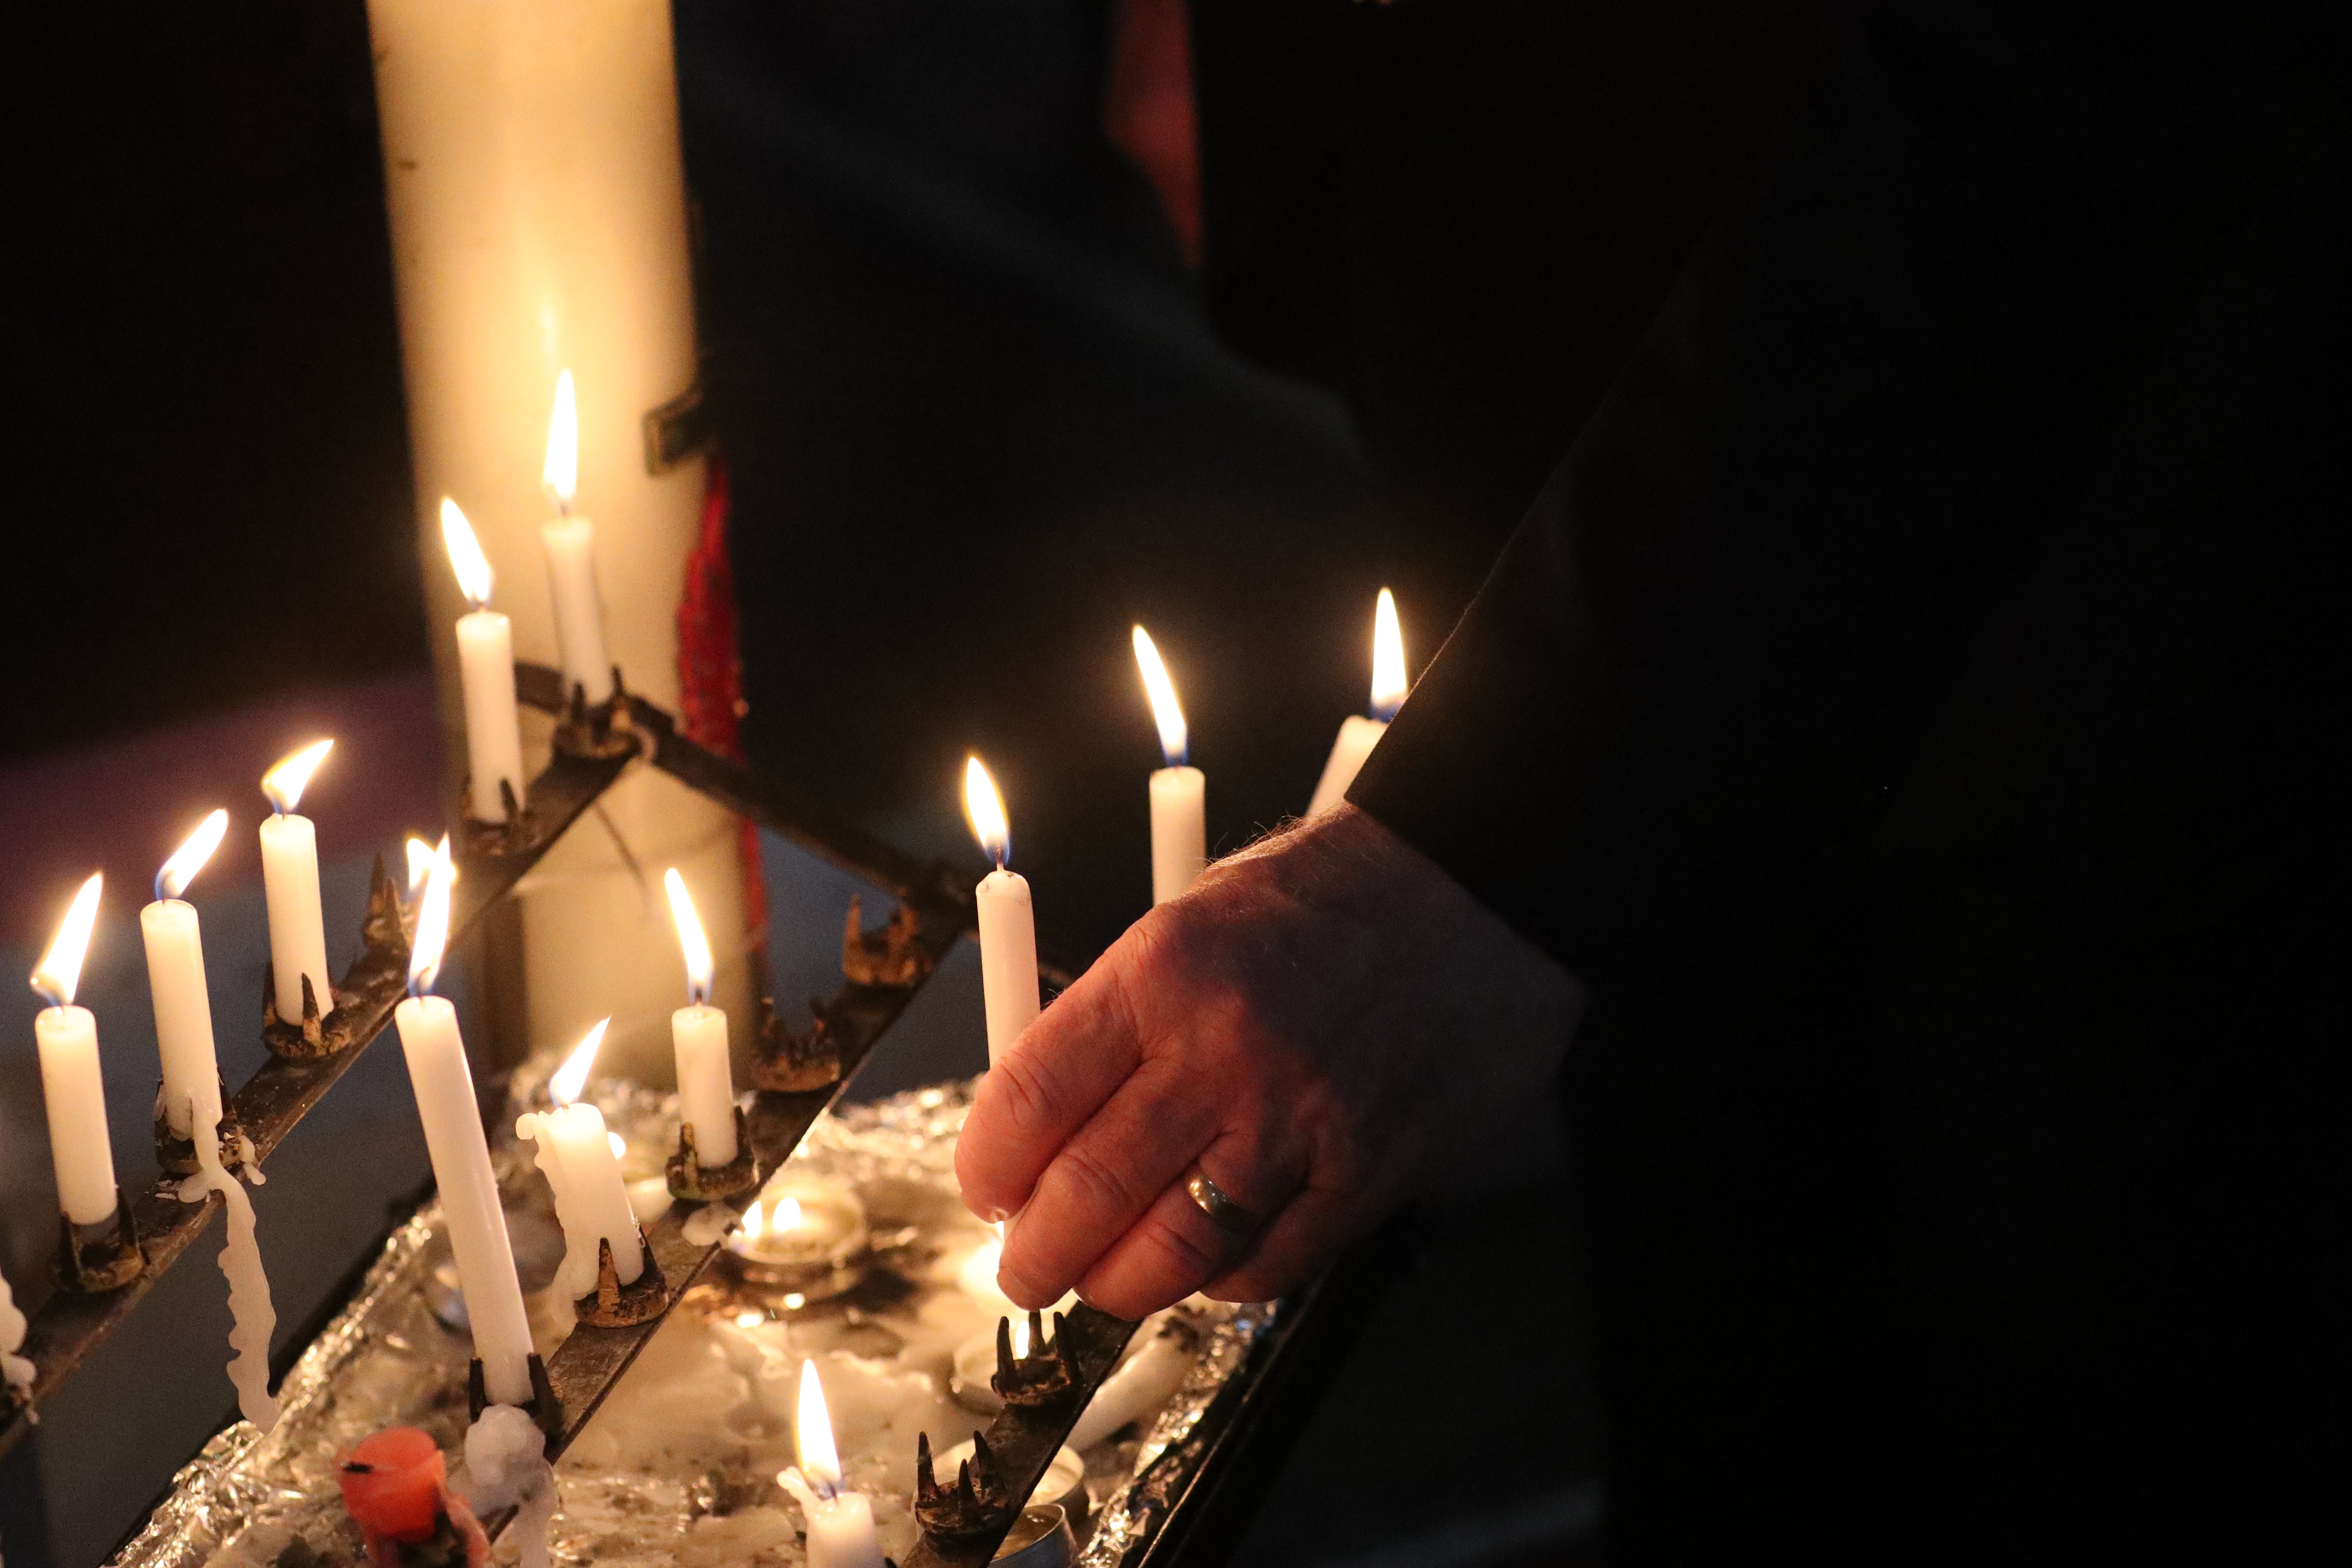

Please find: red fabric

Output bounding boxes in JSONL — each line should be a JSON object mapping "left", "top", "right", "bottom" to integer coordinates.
{"left": 1104, "top": 0, "right": 1202, "bottom": 265}
{"left": 675, "top": 455, "right": 769, "bottom": 943}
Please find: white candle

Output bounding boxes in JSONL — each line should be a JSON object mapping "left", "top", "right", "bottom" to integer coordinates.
{"left": 32, "top": 873, "right": 121, "bottom": 1228}
{"left": 777, "top": 1361, "right": 885, "bottom": 1568}
{"left": 540, "top": 371, "right": 616, "bottom": 704}
{"left": 664, "top": 869, "right": 739, "bottom": 1168}
{"left": 518, "top": 1019, "right": 643, "bottom": 1297}
{"left": 1307, "top": 587, "right": 1409, "bottom": 818}
{"left": 1133, "top": 627, "right": 1206, "bottom": 904}
{"left": 398, "top": 844, "right": 536, "bottom": 1406}
{"left": 1067, "top": 1314, "right": 1196, "bottom": 1451}
{"left": 143, "top": 811, "right": 230, "bottom": 1140}
{"left": 443, "top": 499, "right": 527, "bottom": 823}
{"left": 259, "top": 739, "right": 336, "bottom": 1022}
{"left": 0, "top": 1268, "right": 36, "bottom": 1402}
{"left": 963, "top": 759, "right": 1040, "bottom": 1066}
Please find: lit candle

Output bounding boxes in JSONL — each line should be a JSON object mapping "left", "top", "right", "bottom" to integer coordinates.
{"left": 395, "top": 839, "right": 536, "bottom": 1406}
{"left": 143, "top": 809, "right": 231, "bottom": 1142}
{"left": 258, "top": 739, "right": 336, "bottom": 1024}
{"left": 441, "top": 499, "right": 527, "bottom": 824}
{"left": 777, "top": 1360, "right": 885, "bottom": 1568}
{"left": 1131, "top": 627, "right": 1205, "bottom": 904}
{"left": 1307, "top": 587, "right": 1409, "bottom": 818}
{"left": 516, "top": 1018, "right": 644, "bottom": 1301}
{"left": 539, "top": 370, "right": 614, "bottom": 705}
{"left": 31, "top": 873, "right": 121, "bottom": 1228}
{"left": 664, "top": 869, "right": 738, "bottom": 1168}
{"left": 963, "top": 758, "right": 1038, "bottom": 1067}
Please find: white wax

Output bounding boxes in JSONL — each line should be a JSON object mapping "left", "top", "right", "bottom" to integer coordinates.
{"left": 35, "top": 1006, "right": 118, "bottom": 1227}
{"left": 259, "top": 813, "right": 334, "bottom": 1022}
{"left": 776, "top": 1477, "right": 884, "bottom": 1568}
{"left": 1067, "top": 1317, "right": 1195, "bottom": 1451}
{"left": 457, "top": 607, "right": 527, "bottom": 822}
{"left": 141, "top": 899, "right": 222, "bottom": 1139}
{"left": 541, "top": 516, "right": 614, "bottom": 703}
{"left": 189, "top": 1105, "right": 281, "bottom": 1431}
{"left": 671, "top": 1004, "right": 738, "bottom": 1167}
{"left": 1148, "top": 765, "right": 1206, "bottom": 905}
{"left": 518, "top": 1102, "right": 643, "bottom": 1293}
{"left": 976, "top": 869, "right": 1040, "bottom": 1067}
{"left": 395, "top": 995, "right": 535, "bottom": 1405}
{"left": 1306, "top": 714, "right": 1387, "bottom": 819}
{"left": 0, "top": 1269, "right": 34, "bottom": 1400}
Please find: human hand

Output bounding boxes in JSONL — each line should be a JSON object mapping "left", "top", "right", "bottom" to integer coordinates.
{"left": 956, "top": 803, "right": 1587, "bottom": 1319}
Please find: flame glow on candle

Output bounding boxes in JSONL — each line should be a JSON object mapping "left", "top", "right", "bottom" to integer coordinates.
{"left": 261, "top": 739, "right": 334, "bottom": 816}
{"left": 407, "top": 836, "right": 454, "bottom": 997}
{"left": 156, "top": 809, "right": 230, "bottom": 903}
{"left": 963, "top": 757, "right": 1012, "bottom": 871}
{"left": 1131, "top": 625, "right": 1189, "bottom": 768}
{"left": 543, "top": 369, "right": 578, "bottom": 511}
{"left": 548, "top": 1017, "right": 609, "bottom": 1107}
{"left": 663, "top": 868, "right": 714, "bottom": 1006}
{"left": 1371, "top": 587, "right": 1408, "bottom": 722}
{"left": 440, "top": 498, "right": 494, "bottom": 610}
{"left": 794, "top": 1359, "right": 843, "bottom": 1498}
{"left": 31, "top": 872, "right": 103, "bottom": 1008}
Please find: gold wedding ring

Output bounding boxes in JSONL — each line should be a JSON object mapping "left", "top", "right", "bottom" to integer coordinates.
{"left": 1182, "top": 1166, "right": 1261, "bottom": 1240}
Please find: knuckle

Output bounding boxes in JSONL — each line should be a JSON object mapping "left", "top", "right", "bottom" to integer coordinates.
{"left": 1053, "top": 1140, "right": 1142, "bottom": 1222}
{"left": 1136, "top": 1214, "right": 1222, "bottom": 1285}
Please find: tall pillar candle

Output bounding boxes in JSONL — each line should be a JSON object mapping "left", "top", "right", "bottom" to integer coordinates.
{"left": 1133, "top": 627, "right": 1205, "bottom": 903}
{"left": 32, "top": 873, "right": 120, "bottom": 1228}
{"left": 260, "top": 740, "right": 337, "bottom": 1021}
{"left": 1307, "top": 588, "right": 1409, "bottom": 818}
{"left": 963, "top": 758, "right": 1040, "bottom": 1066}
{"left": 663, "top": 869, "right": 739, "bottom": 1168}
{"left": 396, "top": 993, "right": 535, "bottom": 1405}
{"left": 144, "top": 810, "right": 231, "bottom": 1139}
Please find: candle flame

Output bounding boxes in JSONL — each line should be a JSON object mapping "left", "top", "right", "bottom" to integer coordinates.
{"left": 1371, "top": 588, "right": 1408, "bottom": 721}
{"left": 156, "top": 809, "right": 229, "bottom": 902}
{"left": 261, "top": 738, "right": 334, "bottom": 816}
{"left": 775, "top": 1195, "right": 803, "bottom": 1230}
{"left": 663, "top": 868, "right": 714, "bottom": 1004}
{"left": 794, "top": 1359, "right": 843, "bottom": 1494}
{"left": 1011, "top": 1317, "right": 1030, "bottom": 1357}
{"left": 1131, "top": 625, "right": 1189, "bottom": 767}
{"left": 440, "top": 498, "right": 494, "bottom": 609}
{"left": 543, "top": 370, "right": 579, "bottom": 508}
{"left": 31, "top": 872, "right": 103, "bottom": 1008}
{"left": 407, "top": 835, "right": 454, "bottom": 996}
{"left": 742, "top": 1200, "right": 765, "bottom": 1240}
{"left": 406, "top": 836, "right": 436, "bottom": 890}
{"left": 548, "top": 1017, "right": 609, "bottom": 1106}
{"left": 963, "top": 756, "right": 1011, "bottom": 870}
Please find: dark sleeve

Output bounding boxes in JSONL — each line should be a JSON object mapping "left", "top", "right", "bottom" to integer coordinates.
{"left": 1346, "top": 0, "right": 2308, "bottom": 989}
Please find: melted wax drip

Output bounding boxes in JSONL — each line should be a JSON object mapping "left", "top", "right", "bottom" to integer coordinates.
{"left": 187, "top": 1106, "right": 280, "bottom": 1431}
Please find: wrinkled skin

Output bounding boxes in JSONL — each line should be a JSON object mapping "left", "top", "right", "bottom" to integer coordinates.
{"left": 957, "top": 804, "right": 1587, "bottom": 1319}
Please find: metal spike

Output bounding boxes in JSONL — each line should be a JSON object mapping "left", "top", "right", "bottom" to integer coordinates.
{"left": 995, "top": 1317, "right": 1017, "bottom": 1385}
{"left": 916, "top": 1430, "right": 937, "bottom": 1497}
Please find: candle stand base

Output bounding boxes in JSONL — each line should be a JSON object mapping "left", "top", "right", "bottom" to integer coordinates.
{"left": 550, "top": 668, "right": 638, "bottom": 760}
{"left": 916, "top": 1429, "right": 1017, "bottom": 1545}
{"left": 467, "top": 1353, "right": 564, "bottom": 1454}
{"left": 666, "top": 1109, "right": 759, "bottom": 1203}
{"left": 261, "top": 971, "right": 338, "bottom": 1061}
{"left": 153, "top": 1078, "right": 248, "bottom": 1178}
{"left": 750, "top": 1001, "right": 842, "bottom": 1093}
{"left": 460, "top": 779, "right": 530, "bottom": 860}
{"left": 263, "top": 857, "right": 410, "bottom": 1061}
{"left": 841, "top": 896, "right": 934, "bottom": 988}
{"left": 991, "top": 1311, "right": 1078, "bottom": 1410}
{"left": 55, "top": 1191, "right": 144, "bottom": 1293}
{"left": 573, "top": 1233, "right": 668, "bottom": 1329}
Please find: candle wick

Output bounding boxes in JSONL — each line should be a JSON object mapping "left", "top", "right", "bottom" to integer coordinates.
{"left": 30, "top": 982, "right": 62, "bottom": 1011}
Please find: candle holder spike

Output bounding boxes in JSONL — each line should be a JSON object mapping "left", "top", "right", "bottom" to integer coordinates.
{"left": 461, "top": 778, "right": 530, "bottom": 859}
{"left": 991, "top": 1310, "right": 1077, "bottom": 1410}
{"left": 153, "top": 1075, "right": 248, "bottom": 1178}
{"left": 916, "top": 1430, "right": 1016, "bottom": 1544}
{"left": 573, "top": 1232, "right": 668, "bottom": 1328}
{"left": 665, "top": 1107, "right": 759, "bottom": 1202}
{"left": 841, "top": 896, "right": 933, "bottom": 988}
{"left": 55, "top": 1189, "right": 144, "bottom": 1293}
{"left": 361, "top": 851, "right": 411, "bottom": 951}
{"left": 551, "top": 667, "right": 638, "bottom": 760}
{"left": 261, "top": 969, "right": 337, "bottom": 1060}
{"left": 750, "top": 997, "right": 842, "bottom": 1093}
{"left": 467, "top": 1353, "right": 564, "bottom": 1454}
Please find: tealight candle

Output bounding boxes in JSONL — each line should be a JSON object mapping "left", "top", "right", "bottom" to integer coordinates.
{"left": 517, "top": 1018, "right": 644, "bottom": 1301}
{"left": 1307, "top": 588, "right": 1408, "bottom": 818}
{"left": 395, "top": 840, "right": 536, "bottom": 1407}
{"left": 664, "top": 869, "right": 739, "bottom": 1168}
{"left": 539, "top": 370, "right": 615, "bottom": 704}
{"left": 258, "top": 739, "right": 336, "bottom": 1024}
{"left": 1132, "top": 627, "right": 1205, "bottom": 905}
{"left": 31, "top": 874, "right": 122, "bottom": 1229}
{"left": 963, "top": 758, "right": 1038, "bottom": 1066}
{"left": 441, "top": 499, "right": 527, "bottom": 823}
{"left": 777, "top": 1360, "right": 885, "bottom": 1568}
{"left": 142, "top": 810, "right": 231, "bottom": 1143}
{"left": 723, "top": 1179, "right": 869, "bottom": 1292}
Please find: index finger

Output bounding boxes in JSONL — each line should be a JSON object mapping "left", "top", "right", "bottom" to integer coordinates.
{"left": 955, "top": 947, "right": 1148, "bottom": 1222}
